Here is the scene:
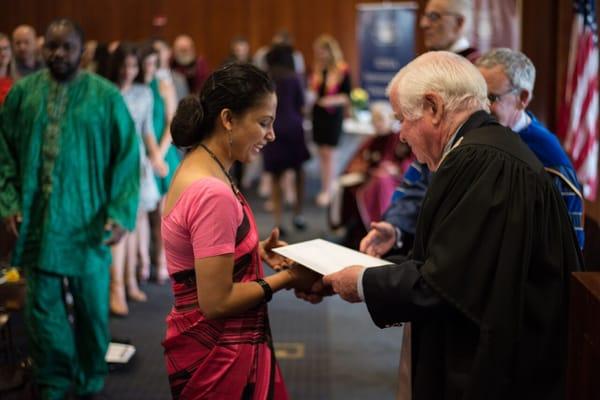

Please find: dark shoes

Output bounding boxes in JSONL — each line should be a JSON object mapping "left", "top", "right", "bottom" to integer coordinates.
{"left": 292, "top": 215, "right": 307, "bottom": 231}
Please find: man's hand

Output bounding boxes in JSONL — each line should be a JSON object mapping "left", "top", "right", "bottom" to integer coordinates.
{"left": 3, "top": 214, "right": 22, "bottom": 237}
{"left": 103, "top": 221, "right": 126, "bottom": 246}
{"left": 259, "top": 227, "right": 292, "bottom": 270}
{"left": 322, "top": 265, "right": 365, "bottom": 303}
{"left": 359, "top": 221, "right": 396, "bottom": 257}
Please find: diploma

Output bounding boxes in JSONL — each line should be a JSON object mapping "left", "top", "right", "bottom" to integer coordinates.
{"left": 273, "top": 238, "right": 389, "bottom": 275}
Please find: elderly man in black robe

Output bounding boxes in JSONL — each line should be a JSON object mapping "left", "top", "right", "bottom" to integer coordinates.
{"left": 321, "top": 51, "right": 582, "bottom": 400}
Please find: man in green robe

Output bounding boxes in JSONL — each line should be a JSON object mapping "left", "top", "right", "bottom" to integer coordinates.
{"left": 0, "top": 19, "right": 139, "bottom": 400}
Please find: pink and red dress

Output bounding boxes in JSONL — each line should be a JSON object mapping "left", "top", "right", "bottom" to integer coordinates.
{"left": 161, "top": 178, "right": 288, "bottom": 400}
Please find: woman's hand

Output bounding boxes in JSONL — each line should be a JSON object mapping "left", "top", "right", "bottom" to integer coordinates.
{"left": 259, "top": 228, "right": 293, "bottom": 270}
{"left": 286, "top": 264, "right": 322, "bottom": 292}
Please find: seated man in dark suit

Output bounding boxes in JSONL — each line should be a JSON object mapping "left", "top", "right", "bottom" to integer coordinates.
{"left": 321, "top": 51, "right": 583, "bottom": 400}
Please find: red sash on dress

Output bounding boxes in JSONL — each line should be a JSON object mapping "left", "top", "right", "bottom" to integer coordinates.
{"left": 162, "top": 193, "right": 288, "bottom": 400}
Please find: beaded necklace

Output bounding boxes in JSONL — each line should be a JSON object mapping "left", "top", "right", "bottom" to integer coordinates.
{"left": 199, "top": 143, "right": 240, "bottom": 198}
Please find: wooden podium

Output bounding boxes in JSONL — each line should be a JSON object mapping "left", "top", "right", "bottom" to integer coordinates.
{"left": 568, "top": 272, "right": 600, "bottom": 400}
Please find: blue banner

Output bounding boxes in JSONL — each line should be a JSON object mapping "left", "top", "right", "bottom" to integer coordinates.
{"left": 357, "top": 3, "right": 417, "bottom": 101}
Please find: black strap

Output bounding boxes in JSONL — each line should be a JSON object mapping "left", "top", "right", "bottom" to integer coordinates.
{"left": 199, "top": 143, "right": 239, "bottom": 195}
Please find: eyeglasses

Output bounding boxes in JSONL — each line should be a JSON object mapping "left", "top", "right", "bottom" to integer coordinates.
{"left": 487, "top": 88, "right": 519, "bottom": 103}
{"left": 422, "top": 11, "right": 463, "bottom": 22}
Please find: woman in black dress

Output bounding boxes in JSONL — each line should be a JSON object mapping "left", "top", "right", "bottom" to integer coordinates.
{"left": 263, "top": 44, "right": 311, "bottom": 233}
{"left": 309, "top": 34, "right": 351, "bottom": 207}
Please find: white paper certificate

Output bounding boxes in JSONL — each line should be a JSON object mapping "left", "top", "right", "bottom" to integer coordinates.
{"left": 272, "top": 239, "right": 389, "bottom": 275}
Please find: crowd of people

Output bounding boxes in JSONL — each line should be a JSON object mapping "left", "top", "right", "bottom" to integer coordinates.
{"left": 0, "top": 0, "right": 589, "bottom": 398}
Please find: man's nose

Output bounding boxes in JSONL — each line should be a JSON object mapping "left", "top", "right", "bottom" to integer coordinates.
{"left": 54, "top": 46, "right": 66, "bottom": 57}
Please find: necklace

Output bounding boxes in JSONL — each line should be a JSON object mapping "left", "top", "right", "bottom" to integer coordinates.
{"left": 199, "top": 143, "right": 240, "bottom": 196}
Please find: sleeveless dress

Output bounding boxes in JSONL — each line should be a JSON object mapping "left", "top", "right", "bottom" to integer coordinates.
{"left": 162, "top": 181, "right": 288, "bottom": 400}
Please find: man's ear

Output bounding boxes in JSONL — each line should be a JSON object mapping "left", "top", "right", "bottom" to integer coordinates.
{"left": 423, "top": 93, "right": 444, "bottom": 125}
{"left": 517, "top": 89, "right": 532, "bottom": 110}
{"left": 219, "top": 108, "right": 234, "bottom": 131}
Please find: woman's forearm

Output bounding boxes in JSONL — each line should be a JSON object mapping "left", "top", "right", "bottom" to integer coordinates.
{"left": 200, "top": 270, "right": 295, "bottom": 319}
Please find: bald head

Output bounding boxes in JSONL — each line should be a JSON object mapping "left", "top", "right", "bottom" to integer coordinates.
{"left": 12, "top": 24, "right": 37, "bottom": 65}
{"left": 173, "top": 35, "right": 196, "bottom": 66}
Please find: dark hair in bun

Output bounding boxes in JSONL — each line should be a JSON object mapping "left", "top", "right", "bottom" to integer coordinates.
{"left": 171, "top": 63, "right": 275, "bottom": 148}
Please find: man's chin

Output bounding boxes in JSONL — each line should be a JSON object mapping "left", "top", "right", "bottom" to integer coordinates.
{"left": 49, "top": 69, "right": 77, "bottom": 82}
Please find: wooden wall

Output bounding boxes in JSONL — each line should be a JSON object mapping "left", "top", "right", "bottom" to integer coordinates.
{"left": 2, "top": 0, "right": 394, "bottom": 85}
{"left": 2, "top": 0, "right": 600, "bottom": 219}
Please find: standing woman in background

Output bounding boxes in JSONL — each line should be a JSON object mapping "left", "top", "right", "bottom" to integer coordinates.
{"left": 139, "top": 43, "right": 180, "bottom": 284}
{"left": 108, "top": 43, "right": 167, "bottom": 315}
{"left": 264, "top": 44, "right": 310, "bottom": 234}
{"left": 309, "top": 34, "right": 351, "bottom": 207}
{"left": 162, "top": 63, "right": 318, "bottom": 399}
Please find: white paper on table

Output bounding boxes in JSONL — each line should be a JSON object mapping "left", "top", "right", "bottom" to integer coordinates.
{"left": 272, "top": 239, "right": 389, "bottom": 275}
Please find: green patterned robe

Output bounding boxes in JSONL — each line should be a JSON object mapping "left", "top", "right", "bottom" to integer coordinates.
{"left": 0, "top": 70, "right": 139, "bottom": 276}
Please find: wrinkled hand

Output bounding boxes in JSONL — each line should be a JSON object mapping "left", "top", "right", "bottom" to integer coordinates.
{"left": 259, "top": 228, "right": 293, "bottom": 270}
{"left": 359, "top": 221, "right": 396, "bottom": 257}
{"left": 3, "top": 214, "right": 22, "bottom": 237}
{"left": 103, "top": 221, "right": 126, "bottom": 246}
{"left": 322, "top": 265, "right": 365, "bottom": 303}
{"left": 294, "top": 278, "right": 335, "bottom": 304}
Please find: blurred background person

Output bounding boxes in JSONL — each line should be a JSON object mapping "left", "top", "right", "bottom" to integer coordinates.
{"left": 171, "top": 34, "right": 210, "bottom": 93}
{"left": 139, "top": 42, "right": 180, "bottom": 284}
{"left": 309, "top": 34, "right": 351, "bottom": 207}
{"left": 12, "top": 24, "right": 44, "bottom": 79}
{"left": 222, "top": 35, "right": 251, "bottom": 65}
{"left": 420, "top": 0, "right": 479, "bottom": 61}
{"left": 0, "top": 32, "right": 16, "bottom": 104}
{"left": 154, "top": 38, "right": 189, "bottom": 101}
{"left": 108, "top": 43, "right": 166, "bottom": 316}
{"left": 254, "top": 30, "right": 305, "bottom": 76}
{"left": 223, "top": 36, "right": 253, "bottom": 187}
{"left": 329, "top": 102, "right": 412, "bottom": 249}
{"left": 264, "top": 44, "right": 311, "bottom": 236}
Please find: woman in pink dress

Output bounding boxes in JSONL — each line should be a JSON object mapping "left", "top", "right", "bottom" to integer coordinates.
{"left": 161, "top": 63, "right": 319, "bottom": 399}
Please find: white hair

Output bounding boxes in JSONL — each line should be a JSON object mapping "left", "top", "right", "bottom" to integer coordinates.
{"left": 387, "top": 51, "right": 488, "bottom": 121}
{"left": 476, "top": 48, "right": 536, "bottom": 93}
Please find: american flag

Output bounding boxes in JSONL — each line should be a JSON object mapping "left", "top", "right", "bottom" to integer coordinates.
{"left": 559, "top": 0, "right": 599, "bottom": 200}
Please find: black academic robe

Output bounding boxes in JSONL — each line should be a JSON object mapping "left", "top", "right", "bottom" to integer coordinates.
{"left": 363, "top": 111, "right": 583, "bottom": 400}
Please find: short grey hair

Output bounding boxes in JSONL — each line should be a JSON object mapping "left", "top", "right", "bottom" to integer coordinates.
{"left": 476, "top": 48, "right": 536, "bottom": 93}
{"left": 387, "top": 51, "right": 488, "bottom": 120}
